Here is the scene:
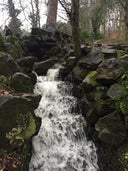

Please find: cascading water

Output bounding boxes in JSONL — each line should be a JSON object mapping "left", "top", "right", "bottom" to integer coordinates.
{"left": 29, "top": 65, "right": 99, "bottom": 171}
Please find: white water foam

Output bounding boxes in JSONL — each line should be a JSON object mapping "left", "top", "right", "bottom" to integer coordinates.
{"left": 29, "top": 66, "right": 99, "bottom": 171}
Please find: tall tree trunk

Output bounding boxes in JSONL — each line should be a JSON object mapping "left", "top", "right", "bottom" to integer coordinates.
{"left": 71, "top": 0, "right": 81, "bottom": 58}
{"left": 124, "top": 4, "right": 128, "bottom": 40}
{"left": 46, "top": 0, "right": 58, "bottom": 30}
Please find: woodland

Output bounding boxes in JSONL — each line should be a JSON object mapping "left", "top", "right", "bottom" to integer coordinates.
{"left": 0, "top": 0, "right": 128, "bottom": 171}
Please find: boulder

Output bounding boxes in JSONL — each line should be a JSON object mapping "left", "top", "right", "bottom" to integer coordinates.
{"left": 72, "top": 66, "right": 87, "bottom": 83}
{"left": 81, "top": 44, "right": 91, "bottom": 56}
{"left": 77, "top": 97, "right": 91, "bottom": 117}
{"left": 95, "top": 112, "right": 127, "bottom": 146}
{"left": 107, "top": 84, "right": 125, "bottom": 98}
{"left": 66, "top": 56, "right": 76, "bottom": 69}
{"left": 96, "top": 58, "right": 128, "bottom": 85}
{"left": 59, "top": 66, "right": 70, "bottom": 80}
{"left": 0, "top": 52, "right": 20, "bottom": 76}
{"left": 101, "top": 48, "right": 117, "bottom": 59}
{"left": 10, "top": 72, "right": 33, "bottom": 93}
{"left": 82, "top": 71, "right": 97, "bottom": 90}
{"left": 86, "top": 100, "right": 112, "bottom": 124}
{"left": 79, "top": 50, "right": 103, "bottom": 70}
{"left": 16, "top": 56, "right": 37, "bottom": 73}
{"left": 59, "top": 57, "right": 76, "bottom": 80}
{"left": 97, "top": 143, "right": 125, "bottom": 171}
{"left": 0, "top": 94, "right": 41, "bottom": 147}
{"left": 33, "top": 58, "right": 57, "bottom": 75}
{"left": 72, "top": 85, "right": 84, "bottom": 98}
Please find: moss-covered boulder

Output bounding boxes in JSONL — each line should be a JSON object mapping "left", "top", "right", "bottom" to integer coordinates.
{"left": 72, "top": 66, "right": 87, "bottom": 83}
{"left": 5, "top": 35, "right": 24, "bottom": 59}
{"left": 10, "top": 72, "right": 34, "bottom": 93}
{"left": 16, "top": 56, "right": 37, "bottom": 73}
{"left": 107, "top": 83, "right": 125, "bottom": 98}
{"left": 0, "top": 94, "right": 41, "bottom": 147}
{"left": 0, "top": 52, "right": 20, "bottom": 76}
{"left": 82, "top": 71, "right": 97, "bottom": 90}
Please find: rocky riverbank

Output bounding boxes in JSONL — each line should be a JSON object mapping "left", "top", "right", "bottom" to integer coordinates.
{"left": 0, "top": 28, "right": 128, "bottom": 170}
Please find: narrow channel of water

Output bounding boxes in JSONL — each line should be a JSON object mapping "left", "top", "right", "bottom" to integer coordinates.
{"left": 29, "top": 66, "right": 99, "bottom": 171}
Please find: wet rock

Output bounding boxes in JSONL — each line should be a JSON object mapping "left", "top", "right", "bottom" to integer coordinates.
{"left": 72, "top": 66, "right": 87, "bottom": 83}
{"left": 77, "top": 97, "right": 91, "bottom": 117}
{"left": 96, "top": 58, "right": 128, "bottom": 86}
{"left": 59, "top": 57, "right": 76, "bottom": 80}
{"left": 86, "top": 100, "right": 112, "bottom": 124}
{"left": 16, "top": 56, "right": 37, "bottom": 73}
{"left": 10, "top": 72, "right": 33, "bottom": 93}
{"left": 95, "top": 112, "right": 127, "bottom": 146}
{"left": 72, "top": 85, "right": 83, "bottom": 98}
{"left": 66, "top": 56, "right": 76, "bottom": 69}
{"left": 28, "top": 72, "right": 37, "bottom": 85}
{"left": 0, "top": 52, "right": 20, "bottom": 76}
{"left": 59, "top": 66, "right": 70, "bottom": 80}
{"left": 82, "top": 71, "right": 97, "bottom": 90}
{"left": 79, "top": 50, "right": 103, "bottom": 70}
{"left": 33, "top": 58, "right": 57, "bottom": 75}
{"left": 0, "top": 94, "right": 41, "bottom": 147}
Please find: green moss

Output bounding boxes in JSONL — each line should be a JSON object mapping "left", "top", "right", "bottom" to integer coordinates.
{"left": 84, "top": 71, "right": 97, "bottom": 86}
{"left": 19, "top": 113, "right": 36, "bottom": 140}
{"left": 119, "top": 152, "right": 128, "bottom": 170}
{"left": 117, "top": 50, "right": 126, "bottom": 58}
{"left": 6, "top": 113, "right": 36, "bottom": 148}
{"left": 88, "top": 71, "right": 97, "bottom": 78}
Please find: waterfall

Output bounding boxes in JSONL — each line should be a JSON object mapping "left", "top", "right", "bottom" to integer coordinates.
{"left": 29, "top": 65, "right": 99, "bottom": 171}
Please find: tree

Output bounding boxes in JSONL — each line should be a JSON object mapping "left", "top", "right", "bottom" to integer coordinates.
{"left": 8, "top": 0, "right": 22, "bottom": 35}
{"left": 46, "top": 0, "right": 58, "bottom": 30}
{"left": 71, "top": 0, "right": 81, "bottom": 57}
{"left": 59, "top": 0, "right": 81, "bottom": 57}
{"left": 116, "top": 0, "right": 128, "bottom": 40}
{"left": 29, "top": 0, "right": 41, "bottom": 28}
{"left": 91, "top": 0, "right": 105, "bottom": 39}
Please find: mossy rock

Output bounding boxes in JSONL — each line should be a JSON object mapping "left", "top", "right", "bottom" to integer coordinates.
{"left": 82, "top": 71, "right": 97, "bottom": 89}
{"left": 0, "top": 95, "right": 41, "bottom": 147}
{"left": 72, "top": 66, "right": 87, "bottom": 83}
{"left": 0, "top": 53, "right": 20, "bottom": 76}
{"left": 8, "top": 112, "right": 40, "bottom": 149}
{"left": 10, "top": 72, "right": 33, "bottom": 93}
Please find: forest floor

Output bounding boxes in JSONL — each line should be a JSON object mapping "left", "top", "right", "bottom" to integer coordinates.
{"left": 0, "top": 152, "right": 23, "bottom": 171}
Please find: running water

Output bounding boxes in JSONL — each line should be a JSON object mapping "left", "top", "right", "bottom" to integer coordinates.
{"left": 29, "top": 66, "right": 99, "bottom": 171}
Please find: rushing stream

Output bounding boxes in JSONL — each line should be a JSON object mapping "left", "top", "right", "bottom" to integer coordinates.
{"left": 29, "top": 65, "right": 99, "bottom": 171}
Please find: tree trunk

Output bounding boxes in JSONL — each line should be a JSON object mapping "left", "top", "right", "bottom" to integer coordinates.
{"left": 124, "top": 4, "right": 128, "bottom": 40}
{"left": 71, "top": 0, "right": 81, "bottom": 58}
{"left": 46, "top": 0, "right": 58, "bottom": 31}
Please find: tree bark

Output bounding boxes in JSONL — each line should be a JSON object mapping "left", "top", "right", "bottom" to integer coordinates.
{"left": 46, "top": 0, "right": 58, "bottom": 31}
{"left": 71, "top": 0, "right": 81, "bottom": 58}
{"left": 124, "top": 4, "right": 128, "bottom": 40}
